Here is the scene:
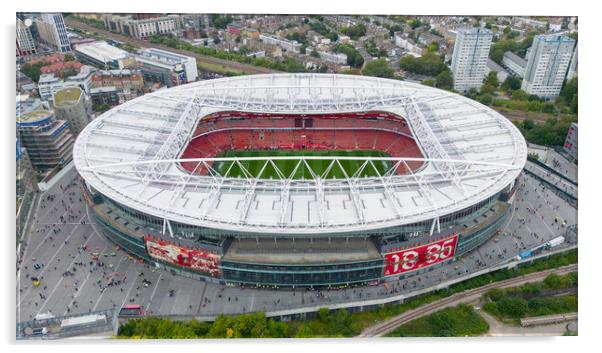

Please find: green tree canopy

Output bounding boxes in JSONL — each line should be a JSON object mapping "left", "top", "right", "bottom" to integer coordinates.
{"left": 399, "top": 53, "right": 448, "bottom": 76}
{"left": 362, "top": 59, "right": 395, "bottom": 78}
{"left": 435, "top": 69, "right": 453, "bottom": 90}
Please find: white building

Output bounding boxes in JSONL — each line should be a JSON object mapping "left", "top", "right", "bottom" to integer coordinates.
{"left": 318, "top": 51, "right": 348, "bottom": 65}
{"left": 259, "top": 34, "right": 302, "bottom": 53}
{"left": 502, "top": 51, "right": 527, "bottom": 78}
{"left": 451, "top": 28, "right": 493, "bottom": 92}
{"left": 103, "top": 15, "right": 177, "bottom": 40}
{"left": 36, "top": 13, "right": 71, "bottom": 53}
{"left": 16, "top": 18, "right": 36, "bottom": 56}
{"left": 74, "top": 41, "right": 132, "bottom": 69}
{"left": 394, "top": 33, "right": 423, "bottom": 57}
{"left": 38, "top": 66, "right": 96, "bottom": 102}
{"left": 521, "top": 34, "right": 575, "bottom": 99}
{"left": 136, "top": 48, "right": 197, "bottom": 87}
{"left": 566, "top": 43, "right": 578, "bottom": 80}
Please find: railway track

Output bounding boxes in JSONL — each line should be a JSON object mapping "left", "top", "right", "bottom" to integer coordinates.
{"left": 65, "top": 18, "right": 278, "bottom": 75}
{"left": 358, "top": 264, "right": 577, "bottom": 337}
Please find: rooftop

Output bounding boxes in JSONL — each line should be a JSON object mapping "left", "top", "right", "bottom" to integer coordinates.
{"left": 54, "top": 87, "right": 83, "bottom": 106}
{"left": 73, "top": 74, "right": 527, "bottom": 235}
{"left": 17, "top": 110, "right": 52, "bottom": 125}
{"left": 75, "top": 41, "right": 130, "bottom": 62}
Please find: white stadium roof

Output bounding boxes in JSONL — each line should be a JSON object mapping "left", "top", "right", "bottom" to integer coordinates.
{"left": 73, "top": 74, "right": 527, "bottom": 235}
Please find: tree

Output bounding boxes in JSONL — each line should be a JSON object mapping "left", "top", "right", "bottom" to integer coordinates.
{"left": 334, "top": 44, "right": 364, "bottom": 68}
{"left": 421, "top": 79, "right": 435, "bottom": 86}
{"left": 484, "top": 71, "right": 499, "bottom": 88}
{"left": 64, "top": 53, "right": 75, "bottom": 61}
{"left": 435, "top": 69, "right": 453, "bottom": 90}
{"left": 501, "top": 76, "right": 522, "bottom": 91}
{"left": 511, "top": 89, "right": 529, "bottom": 101}
{"left": 480, "top": 83, "right": 496, "bottom": 95}
{"left": 399, "top": 53, "right": 448, "bottom": 76}
{"left": 362, "top": 59, "right": 394, "bottom": 78}
{"left": 20, "top": 61, "right": 49, "bottom": 83}
{"left": 560, "top": 77, "right": 578, "bottom": 106}
{"left": 479, "top": 93, "right": 493, "bottom": 105}
{"left": 497, "top": 297, "right": 528, "bottom": 318}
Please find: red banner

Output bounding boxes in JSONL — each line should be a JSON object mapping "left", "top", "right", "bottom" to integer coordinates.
{"left": 144, "top": 236, "right": 221, "bottom": 277}
{"left": 383, "top": 234, "right": 459, "bottom": 276}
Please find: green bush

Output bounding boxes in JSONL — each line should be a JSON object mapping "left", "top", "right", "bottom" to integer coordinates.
{"left": 386, "top": 304, "right": 489, "bottom": 337}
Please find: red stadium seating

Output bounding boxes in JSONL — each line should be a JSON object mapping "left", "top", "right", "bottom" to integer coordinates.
{"left": 181, "top": 111, "right": 424, "bottom": 176}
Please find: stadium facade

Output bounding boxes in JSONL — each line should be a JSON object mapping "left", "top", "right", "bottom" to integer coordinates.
{"left": 73, "top": 74, "right": 526, "bottom": 287}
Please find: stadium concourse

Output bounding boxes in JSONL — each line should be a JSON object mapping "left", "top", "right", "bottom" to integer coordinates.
{"left": 16, "top": 164, "right": 577, "bottom": 321}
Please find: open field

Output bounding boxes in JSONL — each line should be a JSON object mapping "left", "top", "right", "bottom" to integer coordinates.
{"left": 213, "top": 150, "right": 392, "bottom": 179}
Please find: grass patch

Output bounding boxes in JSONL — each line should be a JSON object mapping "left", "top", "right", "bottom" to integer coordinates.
{"left": 385, "top": 304, "right": 489, "bottom": 337}
{"left": 213, "top": 149, "right": 392, "bottom": 179}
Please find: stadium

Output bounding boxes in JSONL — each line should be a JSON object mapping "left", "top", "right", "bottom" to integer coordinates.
{"left": 73, "top": 74, "right": 527, "bottom": 287}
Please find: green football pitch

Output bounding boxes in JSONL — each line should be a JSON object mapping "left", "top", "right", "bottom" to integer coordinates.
{"left": 212, "top": 150, "right": 393, "bottom": 179}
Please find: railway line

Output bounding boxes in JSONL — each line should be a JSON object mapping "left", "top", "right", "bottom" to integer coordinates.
{"left": 64, "top": 18, "right": 278, "bottom": 75}
{"left": 358, "top": 264, "right": 578, "bottom": 337}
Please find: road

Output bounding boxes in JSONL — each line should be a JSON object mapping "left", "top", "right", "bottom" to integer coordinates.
{"left": 357, "top": 264, "right": 577, "bottom": 337}
{"left": 64, "top": 18, "right": 278, "bottom": 75}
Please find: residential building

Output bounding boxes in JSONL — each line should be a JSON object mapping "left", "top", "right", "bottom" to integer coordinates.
{"left": 40, "top": 61, "right": 83, "bottom": 76}
{"left": 136, "top": 48, "right": 197, "bottom": 87}
{"left": 74, "top": 41, "right": 133, "bottom": 69}
{"left": 103, "top": 15, "right": 176, "bottom": 40}
{"left": 451, "top": 28, "right": 493, "bottom": 92}
{"left": 563, "top": 122, "right": 577, "bottom": 162}
{"left": 90, "top": 87, "right": 120, "bottom": 107}
{"left": 16, "top": 110, "right": 74, "bottom": 170}
{"left": 502, "top": 51, "right": 527, "bottom": 78}
{"left": 259, "top": 34, "right": 302, "bottom": 53}
{"left": 318, "top": 51, "right": 348, "bottom": 65}
{"left": 16, "top": 18, "right": 36, "bottom": 56}
{"left": 53, "top": 87, "right": 90, "bottom": 136}
{"left": 37, "top": 65, "right": 96, "bottom": 102}
{"left": 394, "top": 33, "right": 424, "bottom": 57}
{"left": 521, "top": 34, "right": 575, "bottom": 99}
{"left": 36, "top": 13, "right": 71, "bottom": 53}
{"left": 91, "top": 69, "right": 144, "bottom": 102}
{"left": 567, "top": 43, "right": 578, "bottom": 80}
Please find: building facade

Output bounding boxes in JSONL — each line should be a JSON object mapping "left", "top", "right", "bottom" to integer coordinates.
{"left": 53, "top": 87, "right": 90, "bottom": 137}
{"left": 91, "top": 69, "right": 144, "bottom": 102}
{"left": 567, "top": 43, "right": 578, "bottom": 81}
{"left": 521, "top": 34, "right": 575, "bottom": 99}
{"left": 36, "top": 13, "right": 71, "bottom": 53}
{"left": 103, "top": 15, "right": 176, "bottom": 40}
{"left": 16, "top": 18, "right": 37, "bottom": 56}
{"left": 90, "top": 87, "right": 120, "bottom": 107}
{"left": 259, "top": 34, "right": 302, "bottom": 53}
{"left": 136, "top": 48, "right": 197, "bottom": 87}
{"left": 74, "top": 41, "right": 132, "bottom": 70}
{"left": 38, "top": 65, "right": 96, "bottom": 102}
{"left": 17, "top": 110, "right": 74, "bottom": 170}
{"left": 451, "top": 28, "right": 493, "bottom": 92}
{"left": 563, "top": 122, "right": 577, "bottom": 162}
{"left": 502, "top": 51, "right": 527, "bottom": 78}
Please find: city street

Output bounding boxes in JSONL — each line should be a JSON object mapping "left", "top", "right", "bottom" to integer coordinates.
{"left": 16, "top": 165, "right": 577, "bottom": 322}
